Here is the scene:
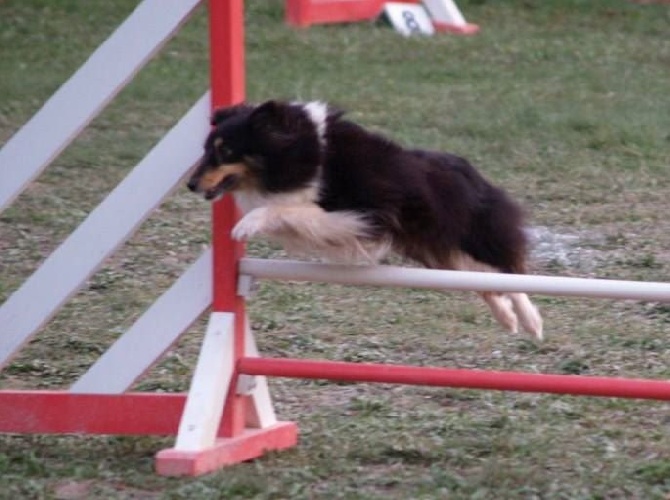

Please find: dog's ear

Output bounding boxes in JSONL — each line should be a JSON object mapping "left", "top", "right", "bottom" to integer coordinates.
{"left": 249, "top": 100, "right": 289, "bottom": 130}
{"left": 249, "top": 100, "right": 305, "bottom": 145}
{"left": 327, "top": 104, "right": 346, "bottom": 121}
{"left": 210, "top": 103, "right": 251, "bottom": 126}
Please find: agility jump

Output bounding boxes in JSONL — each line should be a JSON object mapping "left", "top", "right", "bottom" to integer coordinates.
{"left": 0, "top": 0, "right": 668, "bottom": 478}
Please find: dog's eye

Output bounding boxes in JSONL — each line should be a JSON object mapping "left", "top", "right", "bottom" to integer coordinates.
{"left": 211, "top": 137, "right": 234, "bottom": 159}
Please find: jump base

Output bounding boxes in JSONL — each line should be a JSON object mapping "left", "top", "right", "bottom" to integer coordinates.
{"left": 155, "top": 421, "right": 298, "bottom": 476}
{"left": 433, "top": 21, "right": 480, "bottom": 34}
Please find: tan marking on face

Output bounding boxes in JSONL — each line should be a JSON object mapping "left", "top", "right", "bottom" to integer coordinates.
{"left": 197, "top": 163, "right": 249, "bottom": 191}
{"left": 213, "top": 137, "right": 223, "bottom": 148}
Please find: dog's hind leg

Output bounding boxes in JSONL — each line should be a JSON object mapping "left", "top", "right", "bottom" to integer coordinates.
{"left": 509, "top": 293, "right": 543, "bottom": 340}
{"left": 436, "top": 251, "right": 543, "bottom": 338}
{"left": 478, "top": 292, "right": 518, "bottom": 334}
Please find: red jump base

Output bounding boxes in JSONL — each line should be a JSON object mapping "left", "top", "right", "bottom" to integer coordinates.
{"left": 155, "top": 421, "right": 299, "bottom": 476}
{"left": 433, "top": 22, "right": 480, "bottom": 35}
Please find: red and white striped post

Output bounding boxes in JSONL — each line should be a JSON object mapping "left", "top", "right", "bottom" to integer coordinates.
{"left": 154, "top": 0, "right": 298, "bottom": 476}
{"left": 209, "top": 0, "right": 248, "bottom": 441}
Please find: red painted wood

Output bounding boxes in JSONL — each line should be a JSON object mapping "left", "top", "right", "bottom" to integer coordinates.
{"left": 238, "top": 357, "right": 670, "bottom": 401}
{"left": 156, "top": 421, "right": 298, "bottom": 476}
{"left": 285, "top": 0, "right": 388, "bottom": 27}
{"left": 0, "top": 391, "right": 186, "bottom": 435}
{"left": 432, "top": 21, "right": 480, "bottom": 35}
{"left": 209, "top": 0, "right": 245, "bottom": 313}
{"left": 208, "top": 0, "right": 248, "bottom": 439}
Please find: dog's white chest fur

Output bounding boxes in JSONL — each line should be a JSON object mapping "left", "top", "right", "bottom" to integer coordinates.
{"left": 231, "top": 185, "right": 389, "bottom": 264}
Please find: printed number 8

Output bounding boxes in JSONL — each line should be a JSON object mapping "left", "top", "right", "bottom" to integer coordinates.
{"left": 402, "top": 10, "right": 421, "bottom": 34}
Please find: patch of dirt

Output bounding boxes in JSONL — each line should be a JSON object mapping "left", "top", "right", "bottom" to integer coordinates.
{"left": 54, "top": 481, "right": 94, "bottom": 500}
{"left": 528, "top": 225, "right": 606, "bottom": 273}
{"left": 54, "top": 480, "right": 161, "bottom": 500}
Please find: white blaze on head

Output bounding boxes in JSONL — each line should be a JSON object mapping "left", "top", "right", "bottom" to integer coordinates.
{"left": 303, "top": 101, "right": 328, "bottom": 145}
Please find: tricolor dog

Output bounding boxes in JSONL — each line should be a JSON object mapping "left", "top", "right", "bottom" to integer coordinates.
{"left": 187, "top": 100, "right": 543, "bottom": 339}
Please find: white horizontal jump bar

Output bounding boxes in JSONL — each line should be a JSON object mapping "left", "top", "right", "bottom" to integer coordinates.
{"left": 240, "top": 259, "right": 670, "bottom": 302}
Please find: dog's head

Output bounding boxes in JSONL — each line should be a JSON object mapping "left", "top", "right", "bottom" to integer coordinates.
{"left": 187, "top": 100, "right": 332, "bottom": 201}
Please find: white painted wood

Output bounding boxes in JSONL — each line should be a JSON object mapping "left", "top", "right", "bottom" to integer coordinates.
{"left": 383, "top": 3, "right": 435, "bottom": 36}
{"left": 0, "top": 93, "right": 210, "bottom": 370}
{"left": 174, "top": 312, "right": 235, "bottom": 452}
{"left": 236, "top": 374, "right": 257, "bottom": 395}
{"left": 70, "top": 248, "right": 213, "bottom": 394}
{"left": 422, "top": 0, "right": 467, "bottom": 26}
{"left": 240, "top": 258, "right": 670, "bottom": 302}
{"left": 242, "top": 319, "right": 277, "bottom": 429}
{"left": 236, "top": 274, "right": 257, "bottom": 298}
{"left": 0, "top": 0, "right": 203, "bottom": 214}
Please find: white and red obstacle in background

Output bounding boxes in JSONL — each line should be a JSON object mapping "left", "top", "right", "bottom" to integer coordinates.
{"left": 285, "top": 0, "right": 480, "bottom": 35}
{"left": 0, "top": 0, "right": 669, "bottom": 477}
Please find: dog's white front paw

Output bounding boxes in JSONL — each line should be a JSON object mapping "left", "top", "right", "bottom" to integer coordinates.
{"left": 232, "top": 208, "right": 269, "bottom": 241}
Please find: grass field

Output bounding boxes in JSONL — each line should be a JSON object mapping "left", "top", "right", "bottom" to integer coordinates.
{"left": 1, "top": 0, "right": 670, "bottom": 498}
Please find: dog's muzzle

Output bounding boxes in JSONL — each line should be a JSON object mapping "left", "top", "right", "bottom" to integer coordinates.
{"left": 187, "top": 172, "right": 240, "bottom": 201}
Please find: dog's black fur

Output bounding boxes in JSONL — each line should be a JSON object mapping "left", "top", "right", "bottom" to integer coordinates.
{"left": 187, "top": 100, "right": 542, "bottom": 337}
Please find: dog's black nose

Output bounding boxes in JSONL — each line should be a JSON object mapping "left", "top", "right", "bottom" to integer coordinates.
{"left": 187, "top": 178, "right": 199, "bottom": 192}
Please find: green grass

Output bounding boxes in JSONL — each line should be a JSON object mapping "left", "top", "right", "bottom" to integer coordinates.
{"left": 1, "top": 0, "right": 670, "bottom": 498}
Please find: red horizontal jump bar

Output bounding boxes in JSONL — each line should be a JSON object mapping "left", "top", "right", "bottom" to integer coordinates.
{"left": 238, "top": 357, "right": 670, "bottom": 401}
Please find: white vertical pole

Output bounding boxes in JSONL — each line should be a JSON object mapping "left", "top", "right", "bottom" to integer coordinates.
{"left": 423, "top": 0, "right": 468, "bottom": 26}
{"left": 241, "top": 320, "right": 278, "bottom": 429}
{"left": 174, "top": 312, "right": 235, "bottom": 452}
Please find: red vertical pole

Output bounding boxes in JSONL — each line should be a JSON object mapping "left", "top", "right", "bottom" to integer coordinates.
{"left": 208, "top": 0, "right": 247, "bottom": 438}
